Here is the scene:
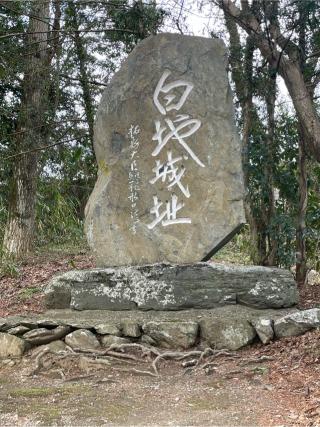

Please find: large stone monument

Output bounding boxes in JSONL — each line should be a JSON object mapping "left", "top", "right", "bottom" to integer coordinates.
{"left": 44, "top": 34, "right": 298, "bottom": 350}
{"left": 85, "top": 33, "right": 246, "bottom": 267}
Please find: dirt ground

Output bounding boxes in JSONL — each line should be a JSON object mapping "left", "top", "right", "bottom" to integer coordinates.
{"left": 1, "top": 252, "right": 320, "bottom": 426}
{"left": 1, "top": 333, "right": 320, "bottom": 426}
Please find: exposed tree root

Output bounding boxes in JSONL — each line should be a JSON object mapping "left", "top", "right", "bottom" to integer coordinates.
{"left": 28, "top": 344, "right": 237, "bottom": 378}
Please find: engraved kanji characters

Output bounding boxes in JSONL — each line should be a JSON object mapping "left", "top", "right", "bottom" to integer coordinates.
{"left": 147, "top": 70, "right": 204, "bottom": 230}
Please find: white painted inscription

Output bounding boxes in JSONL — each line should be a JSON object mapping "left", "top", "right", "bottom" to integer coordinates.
{"left": 128, "top": 125, "right": 141, "bottom": 234}
{"left": 148, "top": 70, "right": 204, "bottom": 229}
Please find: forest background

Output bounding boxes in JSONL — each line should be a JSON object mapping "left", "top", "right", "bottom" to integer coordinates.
{"left": 1, "top": 0, "right": 320, "bottom": 287}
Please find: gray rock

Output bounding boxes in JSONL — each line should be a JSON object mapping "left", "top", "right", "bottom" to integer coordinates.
{"left": 121, "top": 320, "right": 141, "bottom": 338}
{"left": 199, "top": 306, "right": 258, "bottom": 350}
{"left": 0, "top": 317, "right": 38, "bottom": 332}
{"left": 0, "top": 322, "right": 7, "bottom": 332}
{"left": 65, "top": 329, "right": 100, "bottom": 350}
{"left": 274, "top": 309, "right": 320, "bottom": 338}
{"left": 94, "top": 323, "right": 121, "bottom": 336}
{"left": 44, "top": 274, "right": 71, "bottom": 310}
{"left": 85, "top": 33, "right": 245, "bottom": 267}
{"left": 23, "top": 328, "right": 50, "bottom": 339}
{"left": 23, "top": 325, "right": 71, "bottom": 346}
{"left": 251, "top": 318, "right": 274, "bottom": 344}
{"left": 45, "top": 263, "right": 298, "bottom": 311}
{"left": 101, "top": 335, "right": 131, "bottom": 347}
{"left": 142, "top": 321, "right": 198, "bottom": 349}
{"left": 36, "top": 319, "right": 61, "bottom": 328}
{"left": 7, "top": 325, "right": 30, "bottom": 336}
{"left": 200, "top": 319, "right": 256, "bottom": 351}
{"left": 0, "top": 333, "right": 26, "bottom": 358}
{"left": 140, "top": 335, "right": 157, "bottom": 347}
{"left": 31, "top": 340, "right": 67, "bottom": 357}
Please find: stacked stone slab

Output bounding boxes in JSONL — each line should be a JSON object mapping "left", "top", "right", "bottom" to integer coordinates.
{"left": 45, "top": 263, "right": 298, "bottom": 311}
{"left": 1, "top": 307, "right": 320, "bottom": 357}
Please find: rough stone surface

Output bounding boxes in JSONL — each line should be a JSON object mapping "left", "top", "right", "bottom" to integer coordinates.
{"left": 251, "top": 318, "right": 274, "bottom": 344}
{"left": 140, "top": 335, "right": 157, "bottom": 346}
{"left": 101, "top": 335, "right": 131, "bottom": 347}
{"left": 65, "top": 329, "right": 100, "bottom": 351}
{"left": 0, "top": 332, "right": 25, "bottom": 358}
{"left": 7, "top": 325, "right": 30, "bottom": 336}
{"left": 142, "top": 321, "right": 198, "bottom": 349}
{"left": 121, "top": 320, "right": 141, "bottom": 338}
{"left": 44, "top": 276, "right": 71, "bottom": 309}
{"left": 31, "top": 340, "right": 67, "bottom": 357}
{"left": 45, "top": 263, "right": 298, "bottom": 311}
{"left": 200, "top": 315, "right": 256, "bottom": 351}
{"left": 23, "top": 326, "right": 71, "bottom": 346}
{"left": 0, "top": 307, "right": 299, "bottom": 351}
{"left": 274, "top": 309, "right": 320, "bottom": 338}
{"left": 94, "top": 323, "right": 121, "bottom": 336}
{"left": 84, "top": 33, "right": 245, "bottom": 267}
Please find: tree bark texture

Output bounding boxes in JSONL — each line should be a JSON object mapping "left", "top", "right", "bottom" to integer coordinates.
{"left": 67, "top": 0, "right": 95, "bottom": 150}
{"left": 224, "top": 9, "right": 277, "bottom": 265}
{"left": 2, "top": 1, "right": 51, "bottom": 258}
{"left": 220, "top": 0, "right": 320, "bottom": 162}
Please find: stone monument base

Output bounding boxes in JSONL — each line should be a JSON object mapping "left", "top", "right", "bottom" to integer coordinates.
{"left": 44, "top": 262, "right": 298, "bottom": 311}
{"left": 0, "top": 306, "right": 303, "bottom": 353}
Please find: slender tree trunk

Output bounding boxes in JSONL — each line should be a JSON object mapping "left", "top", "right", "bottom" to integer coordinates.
{"left": 2, "top": 1, "right": 51, "bottom": 258}
{"left": 296, "top": 132, "right": 308, "bottom": 286}
{"left": 220, "top": 0, "right": 320, "bottom": 162}
{"left": 295, "top": 3, "right": 311, "bottom": 286}
{"left": 241, "top": 40, "right": 267, "bottom": 265}
{"left": 224, "top": 11, "right": 269, "bottom": 264}
{"left": 264, "top": 67, "right": 277, "bottom": 266}
{"left": 67, "top": 0, "right": 95, "bottom": 149}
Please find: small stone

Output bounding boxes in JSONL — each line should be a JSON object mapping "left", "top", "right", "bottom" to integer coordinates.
{"left": 23, "top": 325, "right": 71, "bottom": 346}
{"left": 142, "top": 321, "right": 198, "bottom": 349}
{"left": 200, "top": 318, "right": 256, "bottom": 351}
{"left": 65, "top": 329, "right": 100, "bottom": 350}
{"left": 140, "top": 335, "right": 157, "bottom": 346}
{"left": 101, "top": 335, "right": 131, "bottom": 347}
{"left": 94, "top": 323, "right": 121, "bottom": 336}
{"left": 121, "top": 320, "right": 141, "bottom": 338}
{"left": 23, "top": 327, "right": 51, "bottom": 339}
{"left": 274, "top": 308, "right": 320, "bottom": 338}
{"left": 0, "top": 333, "right": 25, "bottom": 358}
{"left": 7, "top": 325, "right": 30, "bottom": 336}
{"left": 31, "top": 340, "right": 67, "bottom": 358}
{"left": 251, "top": 318, "right": 274, "bottom": 344}
{"left": 307, "top": 270, "right": 320, "bottom": 286}
{"left": 36, "top": 319, "right": 60, "bottom": 328}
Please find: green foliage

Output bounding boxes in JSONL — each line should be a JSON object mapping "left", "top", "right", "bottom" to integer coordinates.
{"left": 0, "top": 0, "right": 165, "bottom": 256}
{"left": 212, "top": 226, "right": 252, "bottom": 265}
{"left": 0, "top": 0, "right": 319, "bottom": 275}
{"left": 36, "top": 179, "right": 84, "bottom": 247}
{"left": 18, "top": 287, "right": 40, "bottom": 301}
{"left": 106, "top": 1, "right": 167, "bottom": 51}
{"left": 0, "top": 254, "right": 20, "bottom": 278}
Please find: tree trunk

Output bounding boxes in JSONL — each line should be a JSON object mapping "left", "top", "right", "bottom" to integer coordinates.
{"left": 220, "top": 0, "right": 320, "bottom": 162}
{"left": 224, "top": 11, "right": 271, "bottom": 264}
{"left": 2, "top": 1, "right": 51, "bottom": 258}
{"left": 67, "top": 0, "right": 95, "bottom": 150}
{"left": 296, "top": 128, "right": 308, "bottom": 286}
{"left": 264, "top": 67, "right": 277, "bottom": 266}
